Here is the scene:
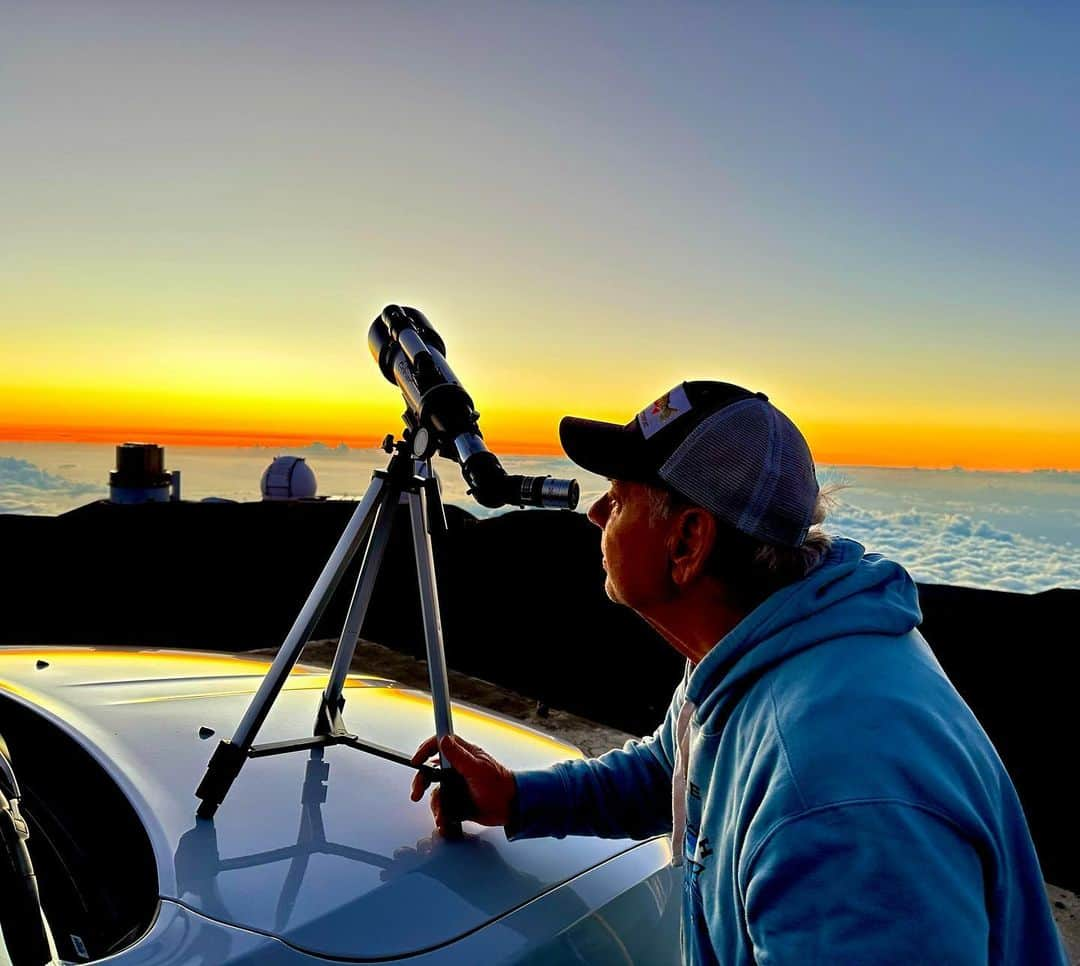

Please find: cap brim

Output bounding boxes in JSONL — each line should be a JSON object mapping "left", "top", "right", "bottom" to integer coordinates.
{"left": 559, "top": 416, "right": 656, "bottom": 483}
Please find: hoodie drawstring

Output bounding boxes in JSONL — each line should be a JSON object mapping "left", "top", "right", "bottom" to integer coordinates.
{"left": 671, "top": 697, "right": 696, "bottom": 867}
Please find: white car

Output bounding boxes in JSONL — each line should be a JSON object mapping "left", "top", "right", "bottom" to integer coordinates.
{"left": 0, "top": 646, "right": 681, "bottom": 964}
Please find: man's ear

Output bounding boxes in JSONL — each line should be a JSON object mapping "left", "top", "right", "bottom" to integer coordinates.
{"left": 668, "top": 507, "right": 716, "bottom": 586}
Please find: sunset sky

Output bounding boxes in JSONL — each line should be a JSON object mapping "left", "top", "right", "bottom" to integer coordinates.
{"left": 3, "top": 2, "right": 1078, "bottom": 469}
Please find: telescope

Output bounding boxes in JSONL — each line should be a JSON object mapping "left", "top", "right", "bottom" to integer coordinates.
{"left": 369, "top": 304, "right": 579, "bottom": 511}
{"left": 195, "top": 305, "right": 578, "bottom": 828}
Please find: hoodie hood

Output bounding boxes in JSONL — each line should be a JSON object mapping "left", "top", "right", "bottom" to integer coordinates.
{"left": 686, "top": 538, "right": 922, "bottom": 725}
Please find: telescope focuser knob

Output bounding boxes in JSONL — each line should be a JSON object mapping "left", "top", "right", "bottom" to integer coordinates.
{"left": 381, "top": 434, "right": 395, "bottom": 454}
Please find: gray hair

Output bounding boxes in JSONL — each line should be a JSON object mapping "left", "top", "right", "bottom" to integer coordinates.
{"left": 647, "top": 483, "right": 843, "bottom": 611}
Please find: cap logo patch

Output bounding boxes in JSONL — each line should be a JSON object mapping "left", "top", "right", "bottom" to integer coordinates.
{"left": 637, "top": 384, "right": 692, "bottom": 439}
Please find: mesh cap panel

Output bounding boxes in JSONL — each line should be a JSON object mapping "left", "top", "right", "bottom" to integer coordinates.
{"left": 659, "top": 398, "right": 816, "bottom": 546}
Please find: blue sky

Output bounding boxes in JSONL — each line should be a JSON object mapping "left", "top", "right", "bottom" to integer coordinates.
{"left": 3, "top": 2, "right": 1078, "bottom": 466}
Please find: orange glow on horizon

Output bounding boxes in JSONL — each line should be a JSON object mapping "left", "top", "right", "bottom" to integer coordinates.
{"left": 2, "top": 416, "right": 1078, "bottom": 471}
{"left": 0, "top": 422, "right": 568, "bottom": 456}
{"left": 803, "top": 420, "right": 1080, "bottom": 473}
{"left": 0, "top": 423, "right": 383, "bottom": 449}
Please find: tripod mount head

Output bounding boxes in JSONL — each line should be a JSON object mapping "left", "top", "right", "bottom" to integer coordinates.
{"left": 368, "top": 304, "right": 579, "bottom": 510}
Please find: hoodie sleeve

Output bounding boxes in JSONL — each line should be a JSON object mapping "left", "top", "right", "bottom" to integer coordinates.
{"left": 736, "top": 800, "right": 997, "bottom": 965}
{"left": 505, "top": 684, "right": 682, "bottom": 841}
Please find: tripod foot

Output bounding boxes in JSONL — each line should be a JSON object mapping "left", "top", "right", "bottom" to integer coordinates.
{"left": 436, "top": 767, "right": 476, "bottom": 827}
{"left": 195, "top": 740, "right": 247, "bottom": 818}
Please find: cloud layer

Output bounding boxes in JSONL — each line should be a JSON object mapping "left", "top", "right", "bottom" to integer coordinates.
{"left": 822, "top": 501, "right": 1078, "bottom": 595}
{"left": 393, "top": 459, "right": 1080, "bottom": 594}
{"left": 0, "top": 457, "right": 104, "bottom": 515}
{"left": 1, "top": 448, "right": 1076, "bottom": 593}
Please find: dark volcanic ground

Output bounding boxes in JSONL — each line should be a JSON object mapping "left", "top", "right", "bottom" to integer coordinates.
{"left": 2, "top": 499, "right": 1077, "bottom": 892}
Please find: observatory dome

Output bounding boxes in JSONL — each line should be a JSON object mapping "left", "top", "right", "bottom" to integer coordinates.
{"left": 261, "top": 456, "right": 317, "bottom": 500}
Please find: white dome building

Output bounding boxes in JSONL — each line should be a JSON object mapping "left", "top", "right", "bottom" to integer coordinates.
{"left": 261, "top": 456, "right": 318, "bottom": 501}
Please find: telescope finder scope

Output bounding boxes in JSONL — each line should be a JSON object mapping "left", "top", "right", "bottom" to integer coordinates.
{"left": 368, "top": 305, "right": 579, "bottom": 511}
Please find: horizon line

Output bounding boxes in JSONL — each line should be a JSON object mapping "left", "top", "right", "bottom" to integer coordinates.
{"left": 2, "top": 426, "right": 1078, "bottom": 474}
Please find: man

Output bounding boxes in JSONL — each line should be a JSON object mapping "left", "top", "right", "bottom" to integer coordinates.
{"left": 410, "top": 381, "right": 1067, "bottom": 964}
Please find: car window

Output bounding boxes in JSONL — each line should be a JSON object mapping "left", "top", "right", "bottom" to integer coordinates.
{"left": 0, "top": 694, "right": 158, "bottom": 962}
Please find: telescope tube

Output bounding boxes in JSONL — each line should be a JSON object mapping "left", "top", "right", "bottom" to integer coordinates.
{"left": 368, "top": 305, "right": 579, "bottom": 511}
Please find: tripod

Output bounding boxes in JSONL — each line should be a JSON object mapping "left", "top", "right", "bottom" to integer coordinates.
{"left": 195, "top": 433, "right": 468, "bottom": 824}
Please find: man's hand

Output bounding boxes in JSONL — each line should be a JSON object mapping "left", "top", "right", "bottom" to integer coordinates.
{"left": 410, "top": 734, "right": 517, "bottom": 833}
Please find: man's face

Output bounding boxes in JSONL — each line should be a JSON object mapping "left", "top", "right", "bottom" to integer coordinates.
{"left": 587, "top": 480, "right": 674, "bottom": 613}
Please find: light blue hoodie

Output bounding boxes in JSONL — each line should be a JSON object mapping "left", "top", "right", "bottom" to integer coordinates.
{"left": 509, "top": 539, "right": 1066, "bottom": 964}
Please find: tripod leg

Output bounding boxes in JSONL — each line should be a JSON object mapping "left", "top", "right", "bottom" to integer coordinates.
{"left": 195, "top": 474, "right": 390, "bottom": 818}
{"left": 322, "top": 485, "right": 401, "bottom": 719}
{"left": 409, "top": 478, "right": 475, "bottom": 830}
{"left": 407, "top": 482, "right": 455, "bottom": 755}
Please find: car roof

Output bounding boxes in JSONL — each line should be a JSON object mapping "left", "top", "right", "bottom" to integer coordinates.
{"left": 0, "top": 646, "right": 636, "bottom": 959}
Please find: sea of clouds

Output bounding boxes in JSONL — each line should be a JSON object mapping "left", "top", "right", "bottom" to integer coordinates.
{"left": 0, "top": 456, "right": 103, "bottom": 515}
{"left": 1, "top": 443, "right": 1077, "bottom": 594}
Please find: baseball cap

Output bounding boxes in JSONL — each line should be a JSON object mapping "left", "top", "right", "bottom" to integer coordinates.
{"left": 559, "top": 381, "right": 820, "bottom": 547}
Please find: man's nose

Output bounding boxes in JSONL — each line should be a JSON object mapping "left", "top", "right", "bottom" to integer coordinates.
{"left": 587, "top": 494, "right": 608, "bottom": 528}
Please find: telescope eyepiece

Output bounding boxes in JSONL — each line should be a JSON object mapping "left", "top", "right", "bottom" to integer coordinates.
{"left": 537, "top": 477, "right": 580, "bottom": 510}
{"left": 503, "top": 474, "right": 580, "bottom": 510}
